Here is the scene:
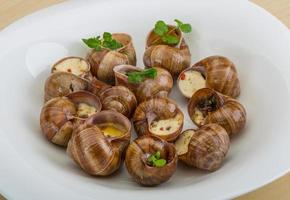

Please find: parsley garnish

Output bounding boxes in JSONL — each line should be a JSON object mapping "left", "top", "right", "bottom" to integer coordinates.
{"left": 82, "top": 32, "right": 123, "bottom": 51}
{"left": 126, "top": 68, "right": 157, "bottom": 84}
{"left": 153, "top": 19, "right": 192, "bottom": 45}
{"left": 147, "top": 151, "right": 167, "bottom": 167}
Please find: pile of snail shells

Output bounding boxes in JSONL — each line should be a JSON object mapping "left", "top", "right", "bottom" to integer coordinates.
{"left": 39, "top": 27, "right": 247, "bottom": 187}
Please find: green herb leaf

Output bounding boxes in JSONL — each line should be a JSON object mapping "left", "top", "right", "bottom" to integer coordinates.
{"left": 174, "top": 19, "right": 192, "bottom": 33}
{"left": 147, "top": 151, "right": 167, "bottom": 168}
{"left": 153, "top": 159, "right": 167, "bottom": 167}
{"left": 162, "top": 34, "right": 179, "bottom": 45}
{"left": 126, "top": 68, "right": 157, "bottom": 84}
{"left": 154, "top": 20, "right": 168, "bottom": 36}
{"left": 180, "top": 23, "right": 192, "bottom": 33}
{"left": 82, "top": 32, "right": 123, "bottom": 51}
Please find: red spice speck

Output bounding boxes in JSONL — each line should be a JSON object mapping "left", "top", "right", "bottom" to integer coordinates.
{"left": 67, "top": 68, "right": 72, "bottom": 72}
{"left": 180, "top": 73, "right": 186, "bottom": 80}
{"left": 160, "top": 127, "right": 164, "bottom": 131}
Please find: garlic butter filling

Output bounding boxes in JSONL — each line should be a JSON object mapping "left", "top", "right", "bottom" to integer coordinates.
{"left": 99, "top": 123, "right": 126, "bottom": 137}
{"left": 193, "top": 108, "right": 205, "bottom": 126}
{"left": 54, "top": 58, "right": 89, "bottom": 76}
{"left": 149, "top": 113, "right": 183, "bottom": 136}
{"left": 77, "top": 103, "right": 96, "bottom": 118}
{"left": 175, "top": 130, "right": 194, "bottom": 155}
{"left": 179, "top": 70, "right": 206, "bottom": 98}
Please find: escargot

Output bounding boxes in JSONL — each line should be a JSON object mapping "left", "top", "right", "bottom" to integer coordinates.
{"left": 114, "top": 65, "right": 173, "bottom": 102}
{"left": 188, "top": 88, "right": 246, "bottom": 136}
{"left": 143, "top": 25, "right": 191, "bottom": 77}
{"left": 125, "top": 135, "right": 177, "bottom": 186}
{"left": 98, "top": 86, "right": 137, "bottom": 118}
{"left": 178, "top": 56, "right": 240, "bottom": 98}
{"left": 44, "top": 71, "right": 109, "bottom": 101}
{"left": 86, "top": 33, "right": 136, "bottom": 83}
{"left": 133, "top": 98, "right": 184, "bottom": 142}
{"left": 40, "top": 91, "right": 102, "bottom": 146}
{"left": 51, "top": 56, "right": 93, "bottom": 80}
{"left": 67, "top": 110, "right": 132, "bottom": 176}
{"left": 175, "top": 124, "right": 230, "bottom": 171}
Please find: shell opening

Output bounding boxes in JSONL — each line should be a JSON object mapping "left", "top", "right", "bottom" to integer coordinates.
{"left": 149, "top": 113, "right": 183, "bottom": 136}
{"left": 193, "top": 94, "right": 219, "bottom": 126}
{"left": 178, "top": 70, "right": 206, "bottom": 98}
{"left": 52, "top": 57, "right": 90, "bottom": 76}
{"left": 98, "top": 123, "right": 127, "bottom": 138}
{"left": 77, "top": 103, "right": 97, "bottom": 118}
{"left": 175, "top": 130, "right": 194, "bottom": 155}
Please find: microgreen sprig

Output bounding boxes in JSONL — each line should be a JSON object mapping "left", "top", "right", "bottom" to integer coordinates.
{"left": 82, "top": 32, "right": 123, "bottom": 51}
{"left": 147, "top": 151, "right": 167, "bottom": 167}
{"left": 153, "top": 19, "right": 192, "bottom": 45}
{"left": 126, "top": 68, "right": 157, "bottom": 84}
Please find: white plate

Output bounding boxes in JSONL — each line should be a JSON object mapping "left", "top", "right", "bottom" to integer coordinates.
{"left": 0, "top": 0, "right": 290, "bottom": 199}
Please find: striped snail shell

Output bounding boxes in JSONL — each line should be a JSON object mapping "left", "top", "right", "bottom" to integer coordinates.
{"left": 175, "top": 123, "right": 230, "bottom": 171}
{"left": 188, "top": 88, "right": 246, "bottom": 136}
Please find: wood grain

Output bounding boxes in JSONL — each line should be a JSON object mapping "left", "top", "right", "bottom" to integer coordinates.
{"left": 0, "top": 1, "right": 290, "bottom": 200}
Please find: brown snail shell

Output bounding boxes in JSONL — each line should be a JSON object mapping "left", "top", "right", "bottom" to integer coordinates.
{"left": 40, "top": 91, "right": 102, "bottom": 146}
{"left": 125, "top": 135, "right": 177, "bottom": 186}
{"left": 98, "top": 86, "right": 137, "bottom": 118}
{"left": 44, "top": 72, "right": 109, "bottom": 101}
{"left": 51, "top": 56, "right": 93, "bottom": 80}
{"left": 188, "top": 88, "right": 246, "bottom": 136}
{"left": 143, "top": 25, "right": 191, "bottom": 77}
{"left": 133, "top": 98, "right": 184, "bottom": 142}
{"left": 178, "top": 56, "right": 240, "bottom": 98}
{"left": 175, "top": 124, "right": 230, "bottom": 171}
{"left": 86, "top": 33, "right": 136, "bottom": 84}
{"left": 67, "top": 110, "right": 132, "bottom": 176}
{"left": 114, "top": 65, "right": 173, "bottom": 102}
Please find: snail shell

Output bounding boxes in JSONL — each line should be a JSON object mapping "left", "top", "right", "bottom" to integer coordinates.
{"left": 86, "top": 33, "right": 136, "bottom": 84}
{"left": 125, "top": 135, "right": 177, "bottom": 186}
{"left": 98, "top": 86, "right": 137, "bottom": 118}
{"left": 51, "top": 56, "right": 93, "bottom": 80}
{"left": 133, "top": 98, "right": 184, "bottom": 142}
{"left": 67, "top": 110, "right": 132, "bottom": 176}
{"left": 178, "top": 56, "right": 240, "bottom": 98}
{"left": 114, "top": 65, "right": 173, "bottom": 102}
{"left": 188, "top": 88, "right": 246, "bottom": 136}
{"left": 40, "top": 91, "right": 102, "bottom": 146}
{"left": 44, "top": 72, "right": 109, "bottom": 101}
{"left": 175, "top": 124, "right": 230, "bottom": 171}
{"left": 143, "top": 25, "right": 191, "bottom": 77}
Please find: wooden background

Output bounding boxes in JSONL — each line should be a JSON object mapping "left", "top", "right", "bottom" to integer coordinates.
{"left": 0, "top": 0, "right": 289, "bottom": 199}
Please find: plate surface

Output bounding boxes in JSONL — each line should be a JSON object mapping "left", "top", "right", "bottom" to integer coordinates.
{"left": 1, "top": 0, "right": 290, "bottom": 199}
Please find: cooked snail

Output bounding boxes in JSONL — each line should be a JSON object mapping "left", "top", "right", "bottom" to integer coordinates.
{"left": 188, "top": 88, "right": 246, "bottom": 136}
{"left": 175, "top": 123, "right": 230, "bottom": 171}
{"left": 67, "top": 110, "right": 132, "bottom": 176}
{"left": 40, "top": 91, "right": 102, "bottom": 146}
{"left": 51, "top": 56, "right": 93, "bottom": 80}
{"left": 86, "top": 33, "right": 136, "bottom": 83}
{"left": 114, "top": 65, "right": 173, "bottom": 102}
{"left": 98, "top": 86, "right": 137, "bottom": 117}
{"left": 178, "top": 56, "right": 240, "bottom": 98}
{"left": 133, "top": 98, "right": 184, "bottom": 142}
{"left": 143, "top": 25, "right": 191, "bottom": 77}
{"left": 125, "top": 135, "right": 177, "bottom": 186}
{"left": 44, "top": 71, "right": 109, "bottom": 101}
